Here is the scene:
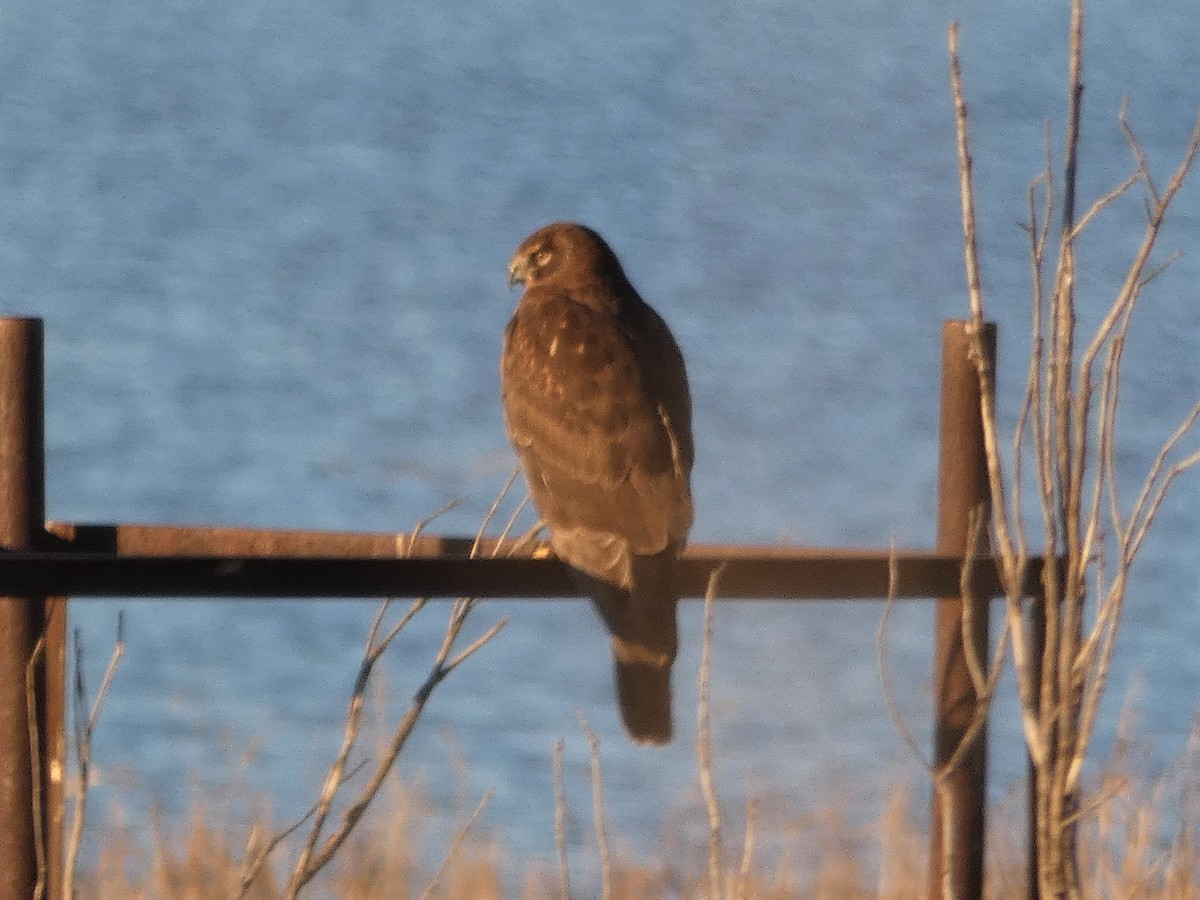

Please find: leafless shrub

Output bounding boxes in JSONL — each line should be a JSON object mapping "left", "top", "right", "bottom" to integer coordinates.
{"left": 947, "top": 1, "right": 1200, "bottom": 894}
{"left": 238, "top": 482, "right": 519, "bottom": 898}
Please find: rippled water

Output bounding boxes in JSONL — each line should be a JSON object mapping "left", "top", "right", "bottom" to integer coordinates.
{"left": 2, "top": 0, "right": 1198, "bottom": 876}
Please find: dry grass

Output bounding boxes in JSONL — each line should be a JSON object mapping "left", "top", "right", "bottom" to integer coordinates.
{"left": 55, "top": 526, "right": 1200, "bottom": 900}
{"left": 62, "top": 559, "right": 1200, "bottom": 899}
{"left": 72, "top": 740, "right": 1200, "bottom": 900}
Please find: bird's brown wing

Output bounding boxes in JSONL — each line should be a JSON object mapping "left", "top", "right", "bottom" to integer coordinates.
{"left": 500, "top": 287, "right": 692, "bottom": 587}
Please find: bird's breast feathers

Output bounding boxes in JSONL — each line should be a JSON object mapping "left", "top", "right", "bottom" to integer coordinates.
{"left": 505, "top": 296, "right": 637, "bottom": 395}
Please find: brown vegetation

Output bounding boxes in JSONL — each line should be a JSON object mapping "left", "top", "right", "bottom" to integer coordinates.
{"left": 66, "top": 570, "right": 1200, "bottom": 899}
{"left": 72, "top": 739, "right": 1199, "bottom": 899}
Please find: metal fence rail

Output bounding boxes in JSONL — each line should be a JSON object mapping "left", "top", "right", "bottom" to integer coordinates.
{"left": 8, "top": 531, "right": 1038, "bottom": 599}
{"left": 0, "top": 317, "right": 1028, "bottom": 900}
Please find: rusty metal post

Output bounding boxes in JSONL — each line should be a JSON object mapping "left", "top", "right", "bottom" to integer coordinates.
{"left": 928, "top": 320, "right": 994, "bottom": 900}
{"left": 0, "top": 317, "right": 56, "bottom": 900}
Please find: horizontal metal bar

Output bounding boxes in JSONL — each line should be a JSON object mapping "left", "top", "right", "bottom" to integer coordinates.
{"left": 0, "top": 522, "right": 1046, "bottom": 599}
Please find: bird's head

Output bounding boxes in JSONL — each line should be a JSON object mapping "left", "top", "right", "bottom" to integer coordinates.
{"left": 507, "top": 222, "right": 620, "bottom": 292}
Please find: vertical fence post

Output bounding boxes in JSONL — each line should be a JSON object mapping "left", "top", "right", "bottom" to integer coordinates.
{"left": 0, "top": 317, "right": 57, "bottom": 900}
{"left": 928, "top": 319, "right": 995, "bottom": 900}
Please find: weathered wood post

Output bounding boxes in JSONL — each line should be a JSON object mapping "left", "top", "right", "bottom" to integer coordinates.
{"left": 0, "top": 317, "right": 63, "bottom": 900}
{"left": 928, "top": 319, "right": 994, "bottom": 900}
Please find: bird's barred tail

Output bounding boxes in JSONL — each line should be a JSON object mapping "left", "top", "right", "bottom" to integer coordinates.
{"left": 612, "top": 638, "right": 673, "bottom": 745}
{"left": 575, "top": 554, "right": 680, "bottom": 745}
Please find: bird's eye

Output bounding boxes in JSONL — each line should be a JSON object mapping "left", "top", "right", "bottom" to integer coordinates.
{"left": 534, "top": 249, "right": 553, "bottom": 267}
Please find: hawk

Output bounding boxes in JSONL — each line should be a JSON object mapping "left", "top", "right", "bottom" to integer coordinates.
{"left": 500, "top": 222, "right": 694, "bottom": 745}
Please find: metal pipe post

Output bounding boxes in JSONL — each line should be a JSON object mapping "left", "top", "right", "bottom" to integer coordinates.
{"left": 0, "top": 318, "right": 51, "bottom": 900}
{"left": 928, "top": 319, "right": 995, "bottom": 900}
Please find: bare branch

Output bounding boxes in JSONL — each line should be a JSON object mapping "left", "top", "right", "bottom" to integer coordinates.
{"left": 877, "top": 542, "right": 930, "bottom": 770}
{"left": 697, "top": 566, "right": 727, "bottom": 900}
{"left": 1123, "top": 401, "right": 1200, "bottom": 562}
{"left": 948, "top": 23, "right": 984, "bottom": 329}
{"left": 1119, "top": 100, "right": 1158, "bottom": 205}
{"left": 933, "top": 511, "right": 1013, "bottom": 779}
{"left": 1061, "top": 0, "right": 1085, "bottom": 235}
{"left": 736, "top": 799, "right": 759, "bottom": 900}
{"left": 488, "top": 469, "right": 533, "bottom": 556}
{"left": 553, "top": 739, "right": 571, "bottom": 900}
{"left": 1080, "top": 112, "right": 1200, "bottom": 384}
{"left": 24, "top": 634, "right": 47, "bottom": 900}
{"left": 470, "top": 467, "right": 520, "bottom": 558}
{"left": 578, "top": 714, "right": 612, "bottom": 900}
{"left": 444, "top": 617, "right": 511, "bottom": 673}
{"left": 285, "top": 608, "right": 507, "bottom": 894}
{"left": 948, "top": 22, "right": 1020, "bottom": 581}
{"left": 272, "top": 488, "right": 512, "bottom": 898}
{"left": 1066, "top": 170, "right": 1140, "bottom": 240}
{"left": 418, "top": 789, "right": 493, "bottom": 900}
{"left": 236, "top": 759, "right": 368, "bottom": 897}
{"left": 1005, "top": 591, "right": 1049, "bottom": 767}
{"left": 62, "top": 614, "right": 126, "bottom": 900}
{"left": 397, "top": 496, "right": 465, "bottom": 555}
{"left": 284, "top": 641, "right": 376, "bottom": 891}
{"left": 1137, "top": 250, "right": 1182, "bottom": 289}
{"left": 1011, "top": 167, "right": 1051, "bottom": 563}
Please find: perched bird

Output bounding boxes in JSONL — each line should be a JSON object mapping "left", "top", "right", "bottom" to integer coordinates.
{"left": 500, "top": 222, "right": 694, "bottom": 745}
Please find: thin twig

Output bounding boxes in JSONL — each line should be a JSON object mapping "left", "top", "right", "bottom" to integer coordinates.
{"left": 1061, "top": 0, "right": 1085, "bottom": 236}
{"left": 282, "top": 608, "right": 508, "bottom": 897}
{"left": 236, "top": 758, "right": 370, "bottom": 896}
{"left": 697, "top": 566, "right": 727, "bottom": 900}
{"left": 934, "top": 776, "right": 957, "bottom": 900}
{"left": 1123, "top": 400, "right": 1200, "bottom": 561}
{"left": 470, "top": 467, "right": 520, "bottom": 558}
{"left": 958, "top": 508, "right": 992, "bottom": 699}
{"left": 877, "top": 542, "right": 930, "bottom": 769}
{"left": 24, "top": 634, "right": 47, "bottom": 900}
{"left": 418, "top": 789, "right": 494, "bottom": 900}
{"left": 948, "top": 23, "right": 984, "bottom": 329}
{"left": 274, "top": 493, "right": 510, "bottom": 898}
{"left": 399, "top": 497, "right": 465, "bottom": 552}
{"left": 941, "top": 515, "right": 1013, "bottom": 776}
{"left": 62, "top": 614, "right": 126, "bottom": 900}
{"left": 578, "top": 714, "right": 611, "bottom": 900}
{"left": 736, "top": 799, "right": 759, "bottom": 900}
{"left": 1076, "top": 113, "right": 1200, "bottom": 433}
{"left": 553, "top": 739, "right": 571, "bottom": 900}
{"left": 948, "top": 22, "right": 1020, "bottom": 587}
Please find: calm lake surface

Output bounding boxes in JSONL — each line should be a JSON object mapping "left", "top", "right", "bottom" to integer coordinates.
{"left": 2, "top": 0, "right": 1198, "bottom": 877}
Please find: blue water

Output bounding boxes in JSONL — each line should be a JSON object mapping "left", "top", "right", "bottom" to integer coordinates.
{"left": 2, "top": 0, "right": 1198, "bottom": 879}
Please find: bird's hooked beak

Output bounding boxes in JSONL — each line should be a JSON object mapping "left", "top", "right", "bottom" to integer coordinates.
{"left": 507, "top": 255, "right": 529, "bottom": 290}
